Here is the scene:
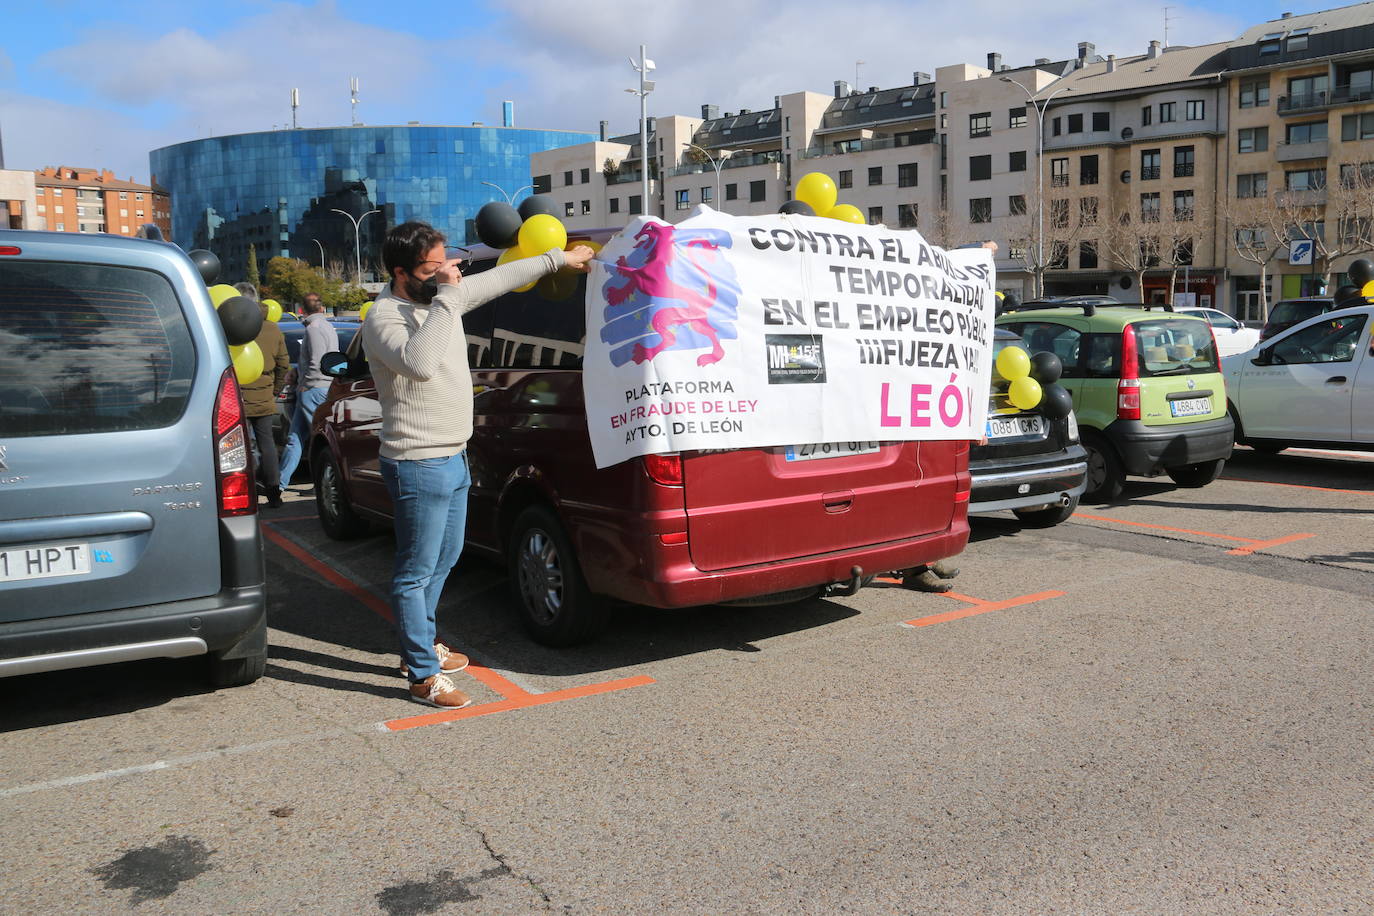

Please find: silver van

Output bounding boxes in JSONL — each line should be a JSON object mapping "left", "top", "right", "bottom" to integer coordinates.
{"left": 0, "top": 230, "right": 267, "bottom": 687}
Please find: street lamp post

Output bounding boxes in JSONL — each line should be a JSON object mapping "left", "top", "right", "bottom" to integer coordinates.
{"left": 680, "top": 144, "right": 752, "bottom": 213}
{"left": 1000, "top": 77, "right": 1075, "bottom": 298}
{"left": 626, "top": 46, "right": 656, "bottom": 217}
{"left": 312, "top": 238, "right": 325, "bottom": 268}
{"left": 331, "top": 207, "right": 379, "bottom": 285}
{"left": 481, "top": 181, "right": 535, "bottom": 205}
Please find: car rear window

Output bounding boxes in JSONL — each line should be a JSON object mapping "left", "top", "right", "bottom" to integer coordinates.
{"left": 1268, "top": 300, "right": 1329, "bottom": 327}
{"left": 0, "top": 260, "right": 195, "bottom": 437}
{"left": 462, "top": 258, "right": 587, "bottom": 369}
{"left": 1131, "top": 318, "right": 1219, "bottom": 377}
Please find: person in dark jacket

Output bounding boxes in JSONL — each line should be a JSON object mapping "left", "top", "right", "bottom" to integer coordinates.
{"left": 239, "top": 291, "right": 291, "bottom": 507}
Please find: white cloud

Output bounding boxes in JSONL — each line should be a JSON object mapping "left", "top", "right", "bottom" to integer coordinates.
{"left": 0, "top": 90, "right": 168, "bottom": 181}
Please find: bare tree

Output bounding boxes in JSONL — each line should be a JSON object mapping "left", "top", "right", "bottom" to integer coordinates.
{"left": 1157, "top": 193, "right": 1214, "bottom": 306}
{"left": 1003, "top": 180, "right": 1088, "bottom": 297}
{"left": 1224, "top": 194, "right": 1288, "bottom": 321}
{"left": 1270, "top": 161, "right": 1374, "bottom": 289}
{"left": 1099, "top": 195, "right": 1165, "bottom": 300}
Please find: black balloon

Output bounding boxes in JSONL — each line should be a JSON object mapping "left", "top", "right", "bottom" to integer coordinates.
{"left": 517, "top": 195, "right": 559, "bottom": 220}
{"left": 1334, "top": 284, "right": 1363, "bottom": 306}
{"left": 778, "top": 199, "right": 815, "bottom": 216}
{"left": 1347, "top": 258, "right": 1374, "bottom": 286}
{"left": 218, "top": 296, "right": 264, "bottom": 347}
{"left": 1029, "top": 350, "right": 1063, "bottom": 385}
{"left": 998, "top": 292, "right": 1020, "bottom": 316}
{"left": 475, "top": 201, "right": 522, "bottom": 249}
{"left": 188, "top": 248, "right": 220, "bottom": 285}
{"left": 1039, "top": 383, "right": 1073, "bottom": 420}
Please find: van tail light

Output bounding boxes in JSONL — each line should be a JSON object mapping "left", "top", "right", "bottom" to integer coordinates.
{"left": 642, "top": 453, "right": 684, "bottom": 487}
{"left": 213, "top": 368, "right": 256, "bottom": 517}
{"left": 0, "top": 246, "right": 22, "bottom": 256}
{"left": 1117, "top": 326, "right": 1142, "bottom": 421}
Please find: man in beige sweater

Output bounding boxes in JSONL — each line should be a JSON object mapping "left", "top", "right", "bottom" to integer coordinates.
{"left": 363, "top": 221, "right": 594, "bottom": 708}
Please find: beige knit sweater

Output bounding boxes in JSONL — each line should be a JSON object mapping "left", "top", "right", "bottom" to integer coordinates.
{"left": 362, "top": 249, "right": 565, "bottom": 460}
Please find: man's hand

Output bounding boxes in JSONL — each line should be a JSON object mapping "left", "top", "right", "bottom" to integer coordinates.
{"left": 435, "top": 257, "right": 464, "bottom": 286}
{"left": 563, "top": 245, "right": 596, "bottom": 273}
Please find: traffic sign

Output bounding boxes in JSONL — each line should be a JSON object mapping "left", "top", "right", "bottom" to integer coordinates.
{"left": 1289, "top": 239, "right": 1314, "bottom": 266}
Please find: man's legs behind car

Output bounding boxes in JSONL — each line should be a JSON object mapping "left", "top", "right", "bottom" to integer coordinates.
{"left": 278, "top": 386, "right": 328, "bottom": 487}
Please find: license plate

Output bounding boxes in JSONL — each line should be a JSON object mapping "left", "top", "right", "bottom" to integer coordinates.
{"left": 986, "top": 415, "right": 1045, "bottom": 439}
{"left": 1169, "top": 397, "right": 1212, "bottom": 417}
{"left": 784, "top": 441, "right": 880, "bottom": 462}
{"left": 0, "top": 542, "right": 91, "bottom": 583}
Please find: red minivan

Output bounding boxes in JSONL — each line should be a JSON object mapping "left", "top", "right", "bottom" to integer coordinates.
{"left": 309, "top": 232, "right": 970, "bottom": 645}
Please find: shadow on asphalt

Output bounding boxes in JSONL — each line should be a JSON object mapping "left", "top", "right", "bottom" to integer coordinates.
{"left": 0, "top": 656, "right": 211, "bottom": 733}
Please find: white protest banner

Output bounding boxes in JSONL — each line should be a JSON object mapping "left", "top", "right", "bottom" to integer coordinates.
{"left": 584, "top": 206, "right": 995, "bottom": 469}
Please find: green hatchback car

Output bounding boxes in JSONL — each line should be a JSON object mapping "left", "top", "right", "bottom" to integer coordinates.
{"left": 997, "top": 303, "right": 1234, "bottom": 501}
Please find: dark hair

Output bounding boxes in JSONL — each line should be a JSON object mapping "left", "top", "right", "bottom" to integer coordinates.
{"left": 383, "top": 221, "right": 447, "bottom": 276}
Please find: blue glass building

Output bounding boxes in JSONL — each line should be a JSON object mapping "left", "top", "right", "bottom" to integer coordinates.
{"left": 149, "top": 125, "right": 596, "bottom": 282}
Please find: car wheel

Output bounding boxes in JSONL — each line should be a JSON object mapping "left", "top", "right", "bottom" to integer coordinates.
{"left": 507, "top": 505, "right": 610, "bottom": 647}
{"left": 1080, "top": 432, "right": 1124, "bottom": 502}
{"left": 314, "top": 448, "right": 370, "bottom": 540}
{"left": 1166, "top": 458, "right": 1225, "bottom": 488}
{"left": 1012, "top": 493, "right": 1080, "bottom": 528}
{"left": 207, "top": 616, "right": 267, "bottom": 688}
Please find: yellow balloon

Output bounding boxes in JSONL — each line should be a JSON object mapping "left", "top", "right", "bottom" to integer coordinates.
{"left": 825, "top": 203, "right": 865, "bottom": 224}
{"left": 209, "top": 284, "right": 237, "bottom": 308}
{"left": 566, "top": 238, "right": 603, "bottom": 255}
{"left": 1362, "top": 280, "right": 1374, "bottom": 298}
{"left": 795, "top": 172, "right": 838, "bottom": 215}
{"left": 229, "top": 341, "right": 264, "bottom": 386}
{"left": 536, "top": 269, "right": 580, "bottom": 302}
{"left": 359, "top": 301, "right": 373, "bottom": 322}
{"left": 995, "top": 291, "right": 1006, "bottom": 301}
{"left": 996, "top": 345, "right": 1032, "bottom": 380}
{"left": 518, "top": 213, "right": 568, "bottom": 255}
{"left": 1008, "top": 376, "right": 1043, "bottom": 410}
{"left": 498, "top": 245, "right": 537, "bottom": 292}
{"left": 263, "top": 299, "right": 283, "bottom": 322}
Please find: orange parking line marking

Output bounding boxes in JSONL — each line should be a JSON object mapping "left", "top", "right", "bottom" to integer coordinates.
{"left": 1226, "top": 532, "right": 1316, "bottom": 556}
{"left": 384, "top": 675, "right": 656, "bottom": 731}
{"left": 1073, "top": 511, "right": 1252, "bottom": 543}
{"left": 1221, "top": 477, "right": 1371, "bottom": 496}
{"left": 903, "top": 590, "right": 1065, "bottom": 628}
{"left": 260, "top": 523, "right": 530, "bottom": 701}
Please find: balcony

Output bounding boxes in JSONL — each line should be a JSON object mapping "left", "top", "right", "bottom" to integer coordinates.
{"left": 666, "top": 150, "right": 783, "bottom": 178}
{"left": 1140, "top": 166, "right": 1161, "bottom": 180}
{"left": 796, "top": 133, "right": 934, "bottom": 160}
{"left": 1050, "top": 175, "right": 1069, "bottom": 187}
{"left": 1276, "top": 139, "right": 1330, "bottom": 162}
{"left": 1279, "top": 84, "right": 1374, "bottom": 114}
{"left": 1275, "top": 187, "right": 1328, "bottom": 207}
{"left": 1173, "top": 163, "right": 1195, "bottom": 178}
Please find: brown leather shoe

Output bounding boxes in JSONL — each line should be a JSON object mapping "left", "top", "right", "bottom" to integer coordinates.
{"left": 408, "top": 674, "right": 473, "bottom": 709}
{"left": 400, "top": 643, "right": 470, "bottom": 678}
{"left": 904, "top": 566, "right": 953, "bottom": 593}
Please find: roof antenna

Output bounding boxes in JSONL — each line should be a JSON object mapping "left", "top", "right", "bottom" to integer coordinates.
{"left": 1163, "top": 6, "right": 1178, "bottom": 47}
{"left": 350, "top": 78, "right": 360, "bottom": 126}
{"left": 291, "top": 88, "right": 299, "bottom": 129}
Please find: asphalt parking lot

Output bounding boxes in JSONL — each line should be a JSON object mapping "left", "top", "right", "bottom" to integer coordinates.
{"left": 2, "top": 446, "right": 1371, "bottom": 915}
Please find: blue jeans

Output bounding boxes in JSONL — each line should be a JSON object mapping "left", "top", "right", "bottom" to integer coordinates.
{"left": 279, "top": 386, "right": 329, "bottom": 486}
{"left": 380, "top": 451, "right": 471, "bottom": 682}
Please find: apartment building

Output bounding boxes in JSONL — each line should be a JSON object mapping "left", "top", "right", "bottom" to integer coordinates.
{"left": 33, "top": 167, "right": 172, "bottom": 239}
{"left": 0, "top": 169, "right": 38, "bottom": 229}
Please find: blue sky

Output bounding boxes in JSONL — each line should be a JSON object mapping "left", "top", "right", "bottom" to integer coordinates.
{"left": 0, "top": 0, "right": 1335, "bottom": 183}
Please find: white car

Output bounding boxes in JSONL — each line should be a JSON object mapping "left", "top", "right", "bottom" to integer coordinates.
{"left": 1221, "top": 303, "right": 1374, "bottom": 453}
{"left": 1178, "top": 307, "right": 1262, "bottom": 358}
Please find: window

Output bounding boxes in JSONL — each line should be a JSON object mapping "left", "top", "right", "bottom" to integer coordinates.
{"left": 1174, "top": 146, "right": 1195, "bottom": 177}
{"left": 1009, "top": 195, "right": 1027, "bottom": 215}
{"left": 1235, "top": 227, "right": 1266, "bottom": 247}
{"left": 969, "top": 112, "right": 991, "bottom": 137}
{"left": 867, "top": 206, "right": 883, "bottom": 225}
{"left": 838, "top": 170, "right": 853, "bottom": 190}
{"left": 701, "top": 186, "right": 713, "bottom": 203}
{"left": 1286, "top": 168, "right": 1326, "bottom": 191}
{"left": 1339, "top": 162, "right": 1374, "bottom": 188}
{"left": 1008, "top": 241, "right": 1027, "bottom": 261}
{"left": 1159, "top": 102, "right": 1176, "bottom": 122}
{"left": 750, "top": 180, "right": 766, "bottom": 202}
{"left": 1142, "top": 105, "right": 1153, "bottom": 126}
{"left": 1259, "top": 31, "right": 1283, "bottom": 55}
{"left": 1050, "top": 157, "right": 1069, "bottom": 187}
{"left": 563, "top": 201, "right": 575, "bottom": 217}
{"left": 629, "top": 195, "right": 642, "bottom": 214}
{"left": 118, "top": 191, "right": 127, "bottom": 200}
{"left": 1009, "top": 107, "right": 1027, "bottom": 128}
{"left": 939, "top": 91, "right": 947, "bottom": 107}
{"left": 1239, "top": 78, "right": 1270, "bottom": 108}
{"left": 1080, "top": 197, "right": 1099, "bottom": 225}
{"left": 675, "top": 189, "right": 690, "bottom": 211}
{"left": 135, "top": 193, "right": 144, "bottom": 201}
{"left": 1239, "top": 127, "right": 1269, "bottom": 153}
{"left": 120, "top": 208, "right": 128, "bottom": 217}
{"left": 940, "top": 113, "right": 948, "bottom": 129}
{"left": 969, "top": 155, "right": 991, "bottom": 181}
{"left": 898, "top": 204, "right": 919, "bottom": 228}
{"left": 609, "top": 198, "right": 620, "bottom": 213}
{"left": 1079, "top": 241, "right": 1098, "bottom": 270}
{"left": 1237, "top": 172, "right": 1268, "bottom": 198}
{"left": 1288, "top": 74, "right": 1329, "bottom": 105}
{"left": 533, "top": 174, "right": 552, "bottom": 194}
{"left": 1185, "top": 100, "right": 1205, "bottom": 121}
{"left": 1273, "top": 314, "right": 1367, "bottom": 365}
{"left": 1287, "top": 121, "right": 1328, "bottom": 144}
{"left": 868, "top": 166, "right": 883, "bottom": 186}
{"left": 1141, "top": 192, "right": 1161, "bottom": 221}
{"left": 1287, "top": 27, "right": 1312, "bottom": 52}
{"left": 969, "top": 198, "right": 992, "bottom": 223}
{"left": 56, "top": 223, "right": 64, "bottom": 231}
{"left": 1050, "top": 199, "right": 1069, "bottom": 228}
{"left": 580, "top": 168, "right": 590, "bottom": 184}
{"left": 1141, "top": 149, "right": 1161, "bottom": 180}
{"left": 136, "top": 209, "right": 144, "bottom": 218}
{"left": 1052, "top": 117, "right": 1062, "bottom": 136}
{"left": 1011, "top": 323, "right": 1082, "bottom": 373}
{"left": 898, "top": 163, "right": 918, "bottom": 188}
{"left": 1067, "top": 113, "right": 1084, "bottom": 133}
{"left": 54, "top": 205, "right": 63, "bottom": 214}
{"left": 1173, "top": 190, "right": 1194, "bottom": 220}
{"left": 1050, "top": 241, "right": 1070, "bottom": 269}
{"left": 1009, "top": 150, "right": 1027, "bottom": 172}
{"left": 1342, "top": 113, "right": 1374, "bottom": 140}
{"left": 1080, "top": 154, "right": 1099, "bottom": 185}
{"left": 725, "top": 183, "right": 738, "bottom": 201}
{"left": 1092, "top": 111, "right": 1110, "bottom": 132}
{"left": 563, "top": 170, "right": 573, "bottom": 185}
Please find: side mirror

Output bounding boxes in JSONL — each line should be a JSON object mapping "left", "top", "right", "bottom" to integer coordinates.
{"left": 320, "top": 351, "right": 369, "bottom": 380}
{"left": 1250, "top": 348, "right": 1271, "bottom": 367}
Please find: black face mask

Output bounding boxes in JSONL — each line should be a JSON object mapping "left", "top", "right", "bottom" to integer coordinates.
{"left": 401, "top": 273, "right": 440, "bottom": 304}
